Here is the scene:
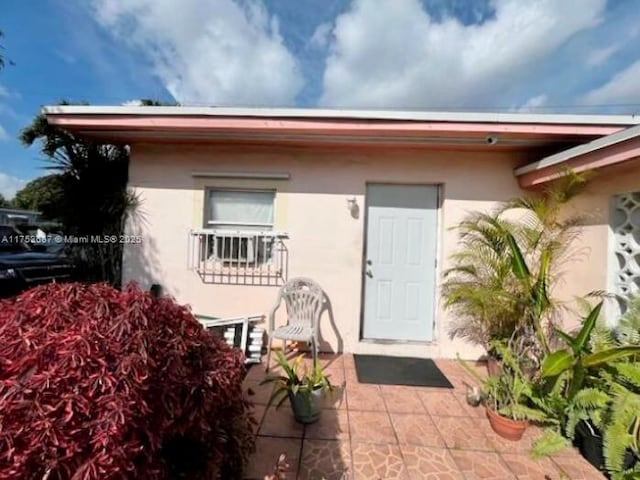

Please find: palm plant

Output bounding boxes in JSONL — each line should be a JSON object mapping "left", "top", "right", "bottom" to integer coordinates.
{"left": 21, "top": 103, "right": 137, "bottom": 286}
{"left": 443, "top": 170, "right": 590, "bottom": 359}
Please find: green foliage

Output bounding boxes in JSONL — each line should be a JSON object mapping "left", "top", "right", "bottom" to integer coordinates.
{"left": 533, "top": 304, "right": 640, "bottom": 477}
{"left": 261, "top": 352, "right": 333, "bottom": 410}
{"left": 0, "top": 193, "right": 10, "bottom": 208}
{"left": 602, "top": 382, "right": 640, "bottom": 478}
{"left": 531, "top": 429, "right": 570, "bottom": 458}
{"left": 443, "top": 169, "right": 589, "bottom": 354}
{"left": 617, "top": 294, "right": 640, "bottom": 345}
{"left": 21, "top": 102, "right": 136, "bottom": 286}
{"left": 11, "top": 174, "right": 64, "bottom": 216}
{"left": 459, "top": 341, "right": 547, "bottom": 422}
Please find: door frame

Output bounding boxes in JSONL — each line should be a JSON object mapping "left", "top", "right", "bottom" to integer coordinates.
{"left": 358, "top": 182, "right": 443, "bottom": 345}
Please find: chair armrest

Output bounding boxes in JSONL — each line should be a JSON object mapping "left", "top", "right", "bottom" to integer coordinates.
{"left": 268, "top": 300, "right": 281, "bottom": 334}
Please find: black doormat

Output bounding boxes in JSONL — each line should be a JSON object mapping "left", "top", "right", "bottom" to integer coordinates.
{"left": 353, "top": 354, "right": 454, "bottom": 388}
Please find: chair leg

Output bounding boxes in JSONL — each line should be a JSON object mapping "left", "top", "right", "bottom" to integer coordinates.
{"left": 265, "top": 337, "right": 272, "bottom": 372}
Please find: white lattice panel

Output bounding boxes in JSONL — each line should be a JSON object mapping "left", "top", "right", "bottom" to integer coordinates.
{"left": 611, "top": 192, "right": 640, "bottom": 312}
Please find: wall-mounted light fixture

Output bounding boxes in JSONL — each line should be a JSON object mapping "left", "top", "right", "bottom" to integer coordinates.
{"left": 347, "top": 197, "right": 359, "bottom": 218}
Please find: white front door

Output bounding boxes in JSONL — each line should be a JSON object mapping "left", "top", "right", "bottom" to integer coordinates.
{"left": 362, "top": 184, "right": 438, "bottom": 342}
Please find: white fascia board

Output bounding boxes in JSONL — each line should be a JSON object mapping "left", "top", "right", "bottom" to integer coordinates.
{"left": 515, "top": 123, "right": 640, "bottom": 176}
{"left": 42, "top": 105, "right": 640, "bottom": 126}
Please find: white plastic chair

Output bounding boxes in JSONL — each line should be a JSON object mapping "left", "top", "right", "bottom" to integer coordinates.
{"left": 265, "top": 277, "right": 324, "bottom": 371}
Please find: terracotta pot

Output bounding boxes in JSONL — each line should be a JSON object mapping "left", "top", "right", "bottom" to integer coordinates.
{"left": 485, "top": 406, "right": 528, "bottom": 441}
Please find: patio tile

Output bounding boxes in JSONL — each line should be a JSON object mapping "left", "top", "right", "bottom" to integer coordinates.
{"left": 480, "top": 422, "right": 544, "bottom": 454}
{"left": 324, "top": 366, "right": 346, "bottom": 385}
{"left": 500, "top": 453, "right": 563, "bottom": 480}
{"left": 390, "top": 413, "right": 446, "bottom": 448}
{"left": 259, "top": 407, "right": 305, "bottom": 438}
{"left": 455, "top": 394, "right": 486, "bottom": 418}
{"left": 299, "top": 439, "right": 352, "bottom": 480}
{"left": 551, "top": 453, "right": 606, "bottom": 479}
{"left": 351, "top": 442, "right": 409, "bottom": 479}
{"left": 244, "top": 436, "right": 301, "bottom": 480}
{"left": 323, "top": 384, "right": 348, "bottom": 410}
{"left": 432, "top": 416, "right": 493, "bottom": 451}
{"left": 400, "top": 445, "right": 463, "bottom": 480}
{"left": 244, "top": 380, "right": 275, "bottom": 406}
{"left": 346, "top": 384, "right": 386, "bottom": 412}
{"left": 318, "top": 353, "right": 345, "bottom": 370}
{"left": 342, "top": 354, "right": 356, "bottom": 370}
{"left": 244, "top": 364, "right": 269, "bottom": 382}
{"left": 348, "top": 411, "right": 397, "bottom": 444}
{"left": 249, "top": 404, "right": 267, "bottom": 435}
{"left": 344, "top": 367, "right": 360, "bottom": 384}
{"left": 304, "top": 410, "right": 349, "bottom": 440}
{"left": 380, "top": 385, "right": 426, "bottom": 414}
{"left": 418, "top": 391, "right": 470, "bottom": 417}
{"left": 449, "top": 450, "right": 516, "bottom": 479}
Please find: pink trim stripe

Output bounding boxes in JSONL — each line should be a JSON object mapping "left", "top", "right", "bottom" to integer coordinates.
{"left": 519, "top": 136, "right": 640, "bottom": 187}
{"left": 47, "top": 115, "right": 623, "bottom": 137}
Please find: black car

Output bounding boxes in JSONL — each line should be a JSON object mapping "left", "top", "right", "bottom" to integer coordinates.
{"left": 0, "top": 225, "right": 74, "bottom": 297}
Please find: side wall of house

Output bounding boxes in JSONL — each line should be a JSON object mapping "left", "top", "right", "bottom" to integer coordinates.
{"left": 556, "top": 159, "right": 640, "bottom": 328}
{"left": 123, "top": 143, "right": 531, "bottom": 359}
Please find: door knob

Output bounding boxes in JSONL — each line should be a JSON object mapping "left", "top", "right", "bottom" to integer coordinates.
{"left": 366, "top": 259, "right": 372, "bottom": 265}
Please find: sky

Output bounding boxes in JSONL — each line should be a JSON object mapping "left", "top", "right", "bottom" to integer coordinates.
{"left": 1, "top": 0, "right": 639, "bottom": 198}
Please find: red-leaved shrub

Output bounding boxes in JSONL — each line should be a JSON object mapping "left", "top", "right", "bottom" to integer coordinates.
{"left": 0, "top": 282, "right": 255, "bottom": 480}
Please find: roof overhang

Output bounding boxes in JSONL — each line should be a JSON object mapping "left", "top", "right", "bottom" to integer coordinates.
{"left": 43, "top": 106, "right": 638, "bottom": 150}
{"left": 515, "top": 123, "right": 640, "bottom": 187}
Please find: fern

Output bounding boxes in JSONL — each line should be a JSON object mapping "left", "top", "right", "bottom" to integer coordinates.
{"left": 616, "top": 294, "right": 640, "bottom": 346}
{"left": 603, "top": 384, "right": 640, "bottom": 477}
{"left": 532, "top": 428, "right": 571, "bottom": 458}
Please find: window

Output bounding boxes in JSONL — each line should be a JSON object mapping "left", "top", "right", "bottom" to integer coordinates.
{"left": 205, "top": 190, "right": 276, "bottom": 264}
{"left": 207, "top": 190, "right": 275, "bottom": 230}
{"left": 189, "top": 189, "right": 287, "bottom": 285}
{"left": 610, "top": 192, "right": 640, "bottom": 315}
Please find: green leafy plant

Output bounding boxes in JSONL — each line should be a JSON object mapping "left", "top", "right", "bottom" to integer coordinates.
{"left": 443, "top": 170, "right": 589, "bottom": 357}
{"left": 261, "top": 352, "right": 333, "bottom": 410}
{"left": 616, "top": 294, "right": 640, "bottom": 346}
{"left": 459, "top": 341, "right": 547, "bottom": 422}
{"left": 532, "top": 302, "right": 640, "bottom": 475}
{"left": 601, "top": 364, "right": 640, "bottom": 478}
{"left": 541, "top": 302, "right": 640, "bottom": 398}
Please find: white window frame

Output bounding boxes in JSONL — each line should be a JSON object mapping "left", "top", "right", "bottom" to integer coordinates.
{"left": 202, "top": 188, "right": 278, "bottom": 266}
{"left": 204, "top": 188, "right": 276, "bottom": 231}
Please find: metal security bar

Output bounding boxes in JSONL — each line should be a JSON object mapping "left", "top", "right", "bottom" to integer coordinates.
{"left": 188, "top": 229, "right": 288, "bottom": 285}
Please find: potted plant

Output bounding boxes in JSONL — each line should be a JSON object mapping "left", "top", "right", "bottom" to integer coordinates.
{"left": 531, "top": 301, "right": 640, "bottom": 477}
{"left": 460, "top": 341, "right": 547, "bottom": 440}
{"left": 443, "top": 170, "right": 590, "bottom": 376}
{"left": 261, "top": 351, "right": 333, "bottom": 424}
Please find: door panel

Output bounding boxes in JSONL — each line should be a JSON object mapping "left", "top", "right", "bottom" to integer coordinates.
{"left": 362, "top": 184, "right": 438, "bottom": 341}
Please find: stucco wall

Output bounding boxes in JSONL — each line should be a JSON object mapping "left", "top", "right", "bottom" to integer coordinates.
{"left": 123, "top": 143, "right": 534, "bottom": 359}
{"left": 555, "top": 159, "right": 640, "bottom": 328}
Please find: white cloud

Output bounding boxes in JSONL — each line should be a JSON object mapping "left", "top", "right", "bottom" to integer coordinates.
{"left": 0, "top": 172, "right": 27, "bottom": 199}
{"left": 309, "top": 22, "right": 332, "bottom": 49}
{"left": 586, "top": 43, "right": 620, "bottom": 67}
{"left": 121, "top": 99, "right": 143, "bottom": 106}
{"left": 320, "top": 0, "right": 606, "bottom": 108}
{"left": 516, "top": 94, "right": 548, "bottom": 112}
{"left": 582, "top": 60, "right": 640, "bottom": 106}
{"left": 0, "top": 84, "right": 9, "bottom": 98}
{"left": 90, "top": 0, "right": 303, "bottom": 106}
{"left": 0, "top": 124, "right": 9, "bottom": 141}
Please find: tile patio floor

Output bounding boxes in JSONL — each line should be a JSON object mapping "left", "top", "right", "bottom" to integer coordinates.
{"left": 243, "top": 353, "right": 605, "bottom": 480}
